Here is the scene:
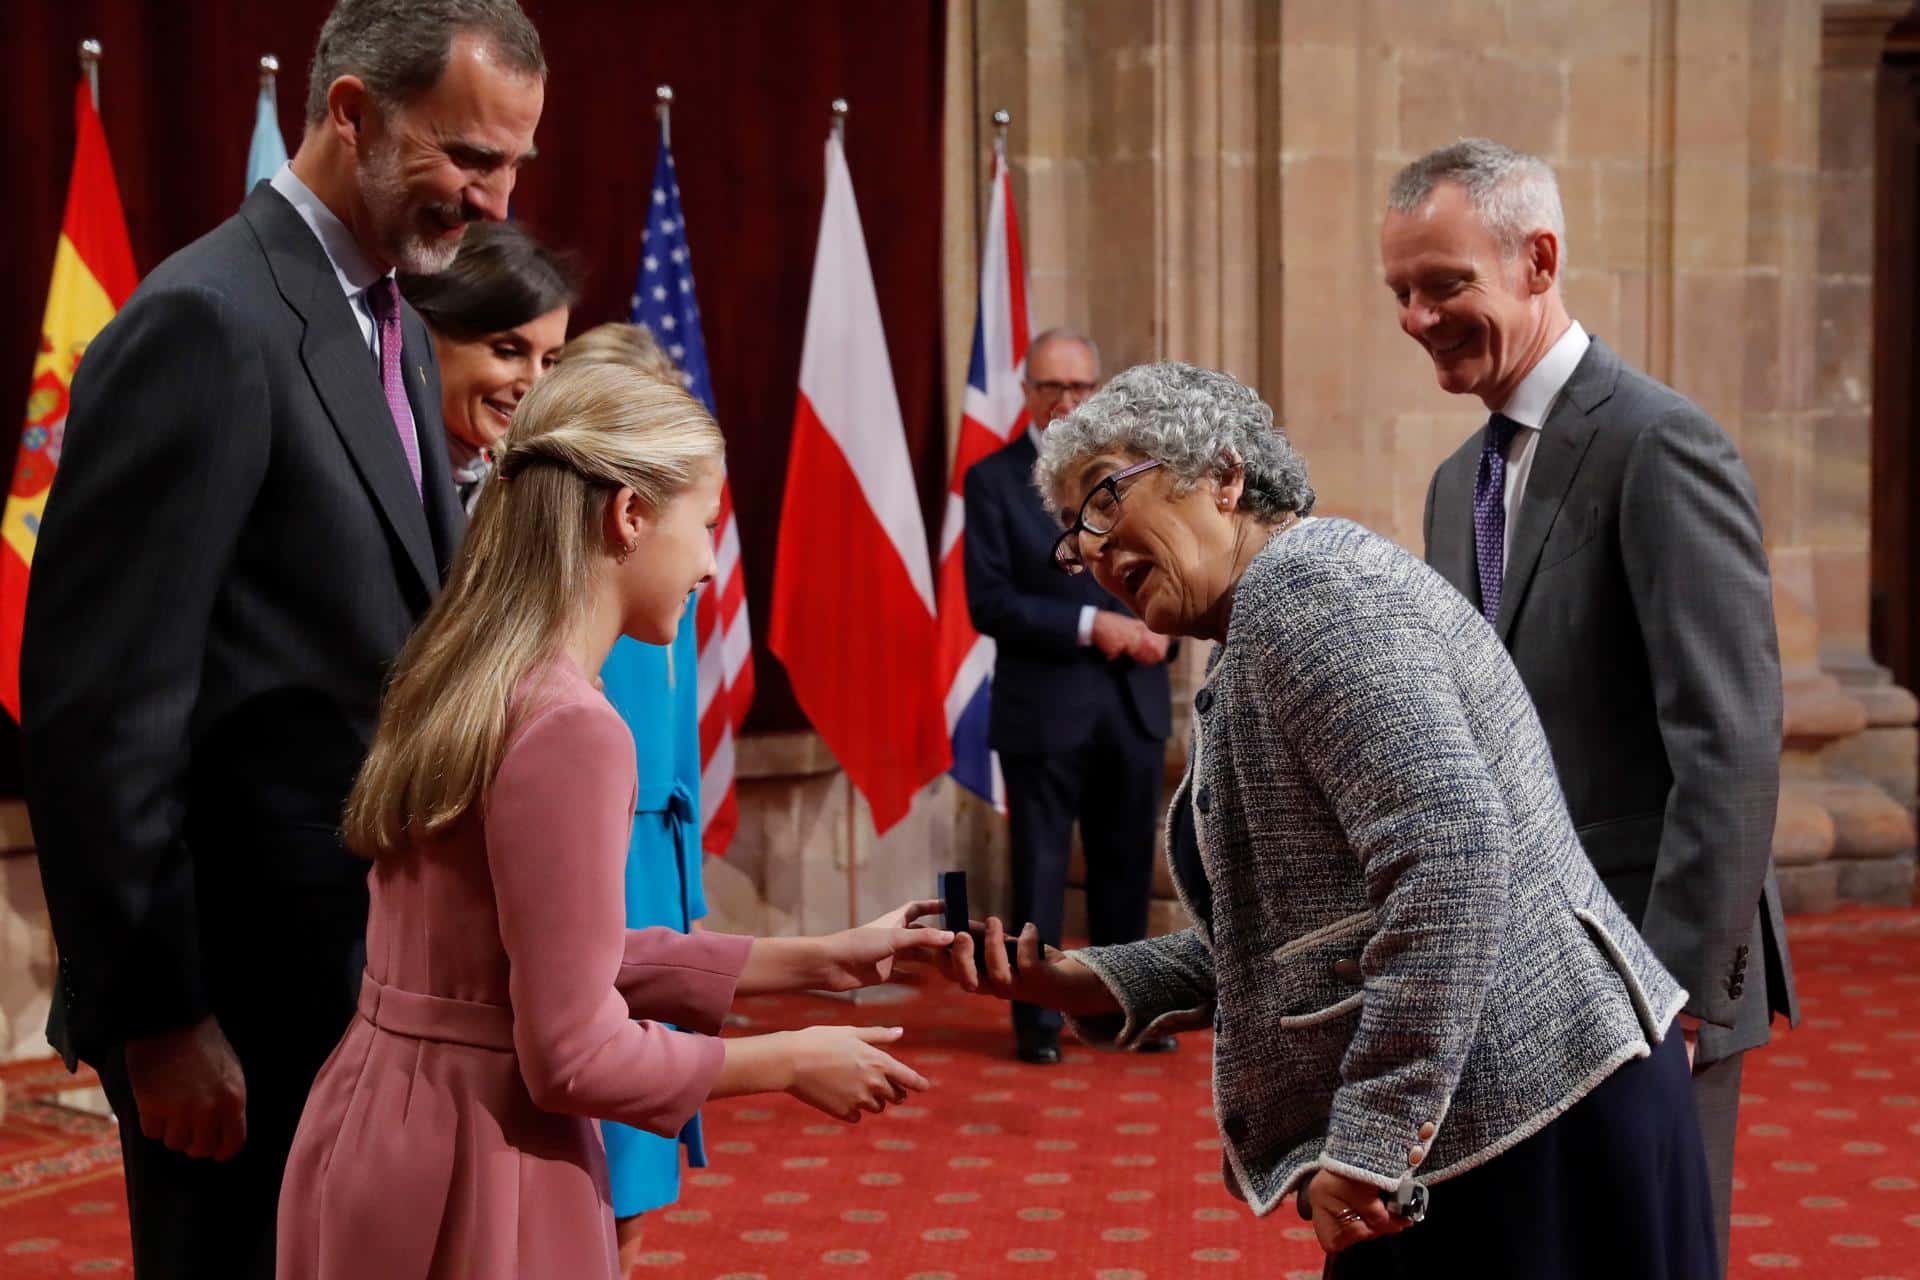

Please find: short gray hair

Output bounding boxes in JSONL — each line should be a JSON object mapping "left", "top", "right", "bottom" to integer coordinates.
{"left": 305, "top": 0, "right": 545, "bottom": 127}
{"left": 1027, "top": 327, "right": 1101, "bottom": 376}
{"left": 1034, "top": 362, "right": 1315, "bottom": 523}
{"left": 1388, "top": 138, "right": 1566, "bottom": 261}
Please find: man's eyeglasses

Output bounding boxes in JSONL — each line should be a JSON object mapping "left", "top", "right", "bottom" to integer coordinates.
{"left": 1051, "top": 458, "right": 1164, "bottom": 575}
{"left": 1028, "top": 379, "right": 1100, "bottom": 400}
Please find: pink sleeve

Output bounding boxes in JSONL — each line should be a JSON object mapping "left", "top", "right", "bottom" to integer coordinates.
{"left": 619, "top": 927, "right": 751, "bottom": 1033}
{"left": 486, "top": 698, "right": 724, "bottom": 1137}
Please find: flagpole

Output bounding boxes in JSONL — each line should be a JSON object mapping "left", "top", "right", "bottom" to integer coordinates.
{"left": 831, "top": 93, "right": 858, "bottom": 936}
{"left": 260, "top": 53, "right": 279, "bottom": 93}
{"left": 991, "top": 106, "right": 1010, "bottom": 161}
{"left": 655, "top": 84, "right": 672, "bottom": 148}
{"left": 79, "top": 38, "right": 101, "bottom": 110}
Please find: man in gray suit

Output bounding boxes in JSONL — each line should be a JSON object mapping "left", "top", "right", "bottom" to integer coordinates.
{"left": 23, "top": 2, "right": 542, "bottom": 1274}
{"left": 1382, "top": 138, "right": 1795, "bottom": 1274}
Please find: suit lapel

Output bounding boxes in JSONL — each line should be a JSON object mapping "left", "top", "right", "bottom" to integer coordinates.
{"left": 1430, "top": 451, "right": 1480, "bottom": 607}
{"left": 1494, "top": 337, "right": 1620, "bottom": 642}
{"left": 242, "top": 187, "right": 440, "bottom": 598}
{"left": 402, "top": 305, "right": 465, "bottom": 577}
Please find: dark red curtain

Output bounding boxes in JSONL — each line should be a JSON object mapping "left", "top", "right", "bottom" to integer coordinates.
{"left": 1, "top": 0, "right": 948, "bottom": 762}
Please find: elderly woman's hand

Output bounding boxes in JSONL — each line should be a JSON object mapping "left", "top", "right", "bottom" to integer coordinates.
{"left": 1306, "top": 1168, "right": 1413, "bottom": 1254}
{"left": 920, "top": 917, "right": 1122, "bottom": 1018}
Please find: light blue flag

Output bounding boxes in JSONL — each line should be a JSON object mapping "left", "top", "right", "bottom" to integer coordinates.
{"left": 246, "top": 82, "right": 288, "bottom": 194}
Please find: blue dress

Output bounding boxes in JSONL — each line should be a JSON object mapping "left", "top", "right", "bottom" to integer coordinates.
{"left": 597, "top": 609, "right": 708, "bottom": 1218}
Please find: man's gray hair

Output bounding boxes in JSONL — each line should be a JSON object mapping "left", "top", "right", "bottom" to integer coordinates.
{"left": 1027, "top": 327, "right": 1102, "bottom": 376}
{"left": 305, "top": 0, "right": 545, "bottom": 127}
{"left": 1034, "top": 361, "right": 1315, "bottom": 523}
{"left": 1388, "top": 138, "right": 1566, "bottom": 261}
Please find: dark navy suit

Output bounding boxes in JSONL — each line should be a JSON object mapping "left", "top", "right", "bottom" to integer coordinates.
{"left": 962, "top": 431, "right": 1171, "bottom": 1040}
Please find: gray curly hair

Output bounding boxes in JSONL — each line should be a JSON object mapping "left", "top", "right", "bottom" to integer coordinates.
{"left": 1033, "top": 362, "right": 1315, "bottom": 522}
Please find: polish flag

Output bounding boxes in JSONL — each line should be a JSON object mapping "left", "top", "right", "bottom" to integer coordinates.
{"left": 768, "top": 128, "right": 951, "bottom": 834}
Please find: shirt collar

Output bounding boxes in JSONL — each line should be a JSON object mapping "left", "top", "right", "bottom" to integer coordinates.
{"left": 1027, "top": 424, "right": 1044, "bottom": 453}
{"left": 1496, "top": 319, "right": 1590, "bottom": 431}
{"left": 269, "top": 161, "right": 389, "bottom": 299}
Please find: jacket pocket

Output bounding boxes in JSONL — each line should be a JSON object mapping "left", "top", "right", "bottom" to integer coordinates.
{"left": 1572, "top": 905, "right": 1663, "bottom": 1041}
{"left": 1277, "top": 991, "right": 1364, "bottom": 1030}
{"left": 1270, "top": 909, "right": 1373, "bottom": 1024}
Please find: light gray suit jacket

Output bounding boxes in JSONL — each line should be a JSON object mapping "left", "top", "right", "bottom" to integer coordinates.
{"left": 1071, "top": 519, "right": 1685, "bottom": 1218}
{"left": 1422, "top": 336, "right": 1796, "bottom": 1065}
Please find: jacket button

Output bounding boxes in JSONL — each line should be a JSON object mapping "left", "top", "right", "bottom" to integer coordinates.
{"left": 1196, "top": 786, "right": 1212, "bottom": 815}
{"left": 1195, "top": 688, "right": 1214, "bottom": 714}
{"left": 1332, "top": 958, "right": 1363, "bottom": 985}
{"left": 1223, "top": 1114, "right": 1250, "bottom": 1143}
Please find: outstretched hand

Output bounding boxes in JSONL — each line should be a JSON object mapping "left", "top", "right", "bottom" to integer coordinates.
{"left": 924, "top": 916, "right": 1121, "bottom": 1018}
{"left": 815, "top": 899, "right": 953, "bottom": 991}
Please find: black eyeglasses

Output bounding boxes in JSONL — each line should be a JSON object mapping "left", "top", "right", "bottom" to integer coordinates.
{"left": 1027, "top": 379, "right": 1100, "bottom": 400}
{"left": 1051, "top": 458, "right": 1164, "bottom": 574}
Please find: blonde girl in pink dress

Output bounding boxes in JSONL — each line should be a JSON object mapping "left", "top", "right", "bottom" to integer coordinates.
{"left": 277, "top": 361, "right": 952, "bottom": 1280}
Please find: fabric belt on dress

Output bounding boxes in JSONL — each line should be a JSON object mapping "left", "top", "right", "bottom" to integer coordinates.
{"left": 356, "top": 971, "right": 515, "bottom": 1051}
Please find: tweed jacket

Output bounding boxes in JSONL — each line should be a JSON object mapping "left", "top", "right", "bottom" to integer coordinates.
{"left": 1070, "top": 518, "right": 1686, "bottom": 1219}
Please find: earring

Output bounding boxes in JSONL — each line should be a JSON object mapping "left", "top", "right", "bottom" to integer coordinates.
{"left": 617, "top": 541, "right": 636, "bottom": 565}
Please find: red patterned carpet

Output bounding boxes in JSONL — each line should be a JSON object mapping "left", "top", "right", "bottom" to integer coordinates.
{"left": 3, "top": 906, "right": 1916, "bottom": 1278}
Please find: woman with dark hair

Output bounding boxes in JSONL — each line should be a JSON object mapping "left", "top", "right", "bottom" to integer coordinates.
{"left": 399, "top": 220, "right": 576, "bottom": 511}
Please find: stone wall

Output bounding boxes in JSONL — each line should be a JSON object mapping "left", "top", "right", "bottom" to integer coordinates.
{"left": 920, "top": 0, "right": 1915, "bottom": 927}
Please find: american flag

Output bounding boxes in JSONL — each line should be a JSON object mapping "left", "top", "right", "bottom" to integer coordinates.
{"left": 935, "top": 141, "right": 1032, "bottom": 809}
{"left": 630, "top": 132, "right": 753, "bottom": 855}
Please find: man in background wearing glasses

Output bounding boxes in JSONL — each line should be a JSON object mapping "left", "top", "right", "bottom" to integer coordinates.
{"left": 962, "top": 328, "right": 1176, "bottom": 1066}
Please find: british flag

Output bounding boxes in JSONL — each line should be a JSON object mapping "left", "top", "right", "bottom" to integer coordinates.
{"left": 631, "top": 132, "right": 753, "bottom": 855}
{"left": 936, "top": 142, "right": 1032, "bottom": 808}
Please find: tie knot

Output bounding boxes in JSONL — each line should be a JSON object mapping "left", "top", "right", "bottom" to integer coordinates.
{"left": 1486, "top": 412, "right": 1522, "bottom": 454}
{"left": 366, "top": 276, "right": 401, "bottom": 322}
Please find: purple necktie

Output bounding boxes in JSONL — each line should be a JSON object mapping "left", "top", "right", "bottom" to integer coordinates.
{"left": 1472, "top": 413, "right": 1522, "bottom": 624}
{"left": 366, "top": 278, "right": 423, "bottom": 497}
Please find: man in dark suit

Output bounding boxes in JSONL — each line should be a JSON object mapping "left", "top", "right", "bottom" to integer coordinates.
{"left": 21, "top": 3, "right": 544, "bottom": 1274}
{"left": 963, "top": 328, "right": 1174, "bottom": 1065}
{"left": 1384, "top": 138, "right": 1795, "bottom": 1275}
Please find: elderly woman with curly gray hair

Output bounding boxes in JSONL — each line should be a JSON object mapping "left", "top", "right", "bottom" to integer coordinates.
{"left": 941, "top": 361, "right": 1718, "bottom": 1278}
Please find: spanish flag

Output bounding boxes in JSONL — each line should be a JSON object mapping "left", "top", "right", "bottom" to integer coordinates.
{"left": 1, "top": 80, "right": 137, "bottom": 721}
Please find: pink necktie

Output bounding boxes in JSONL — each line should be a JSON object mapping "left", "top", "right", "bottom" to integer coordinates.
{"left": 366, "top": 278, "right": 423, "bottom": 497}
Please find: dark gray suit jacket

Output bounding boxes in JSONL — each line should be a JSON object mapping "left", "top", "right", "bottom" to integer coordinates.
{"left": 23, "top": 184, "right": 464, "bottom": 1066}
{"left": 962, "top": 432, "right": 1171, "bottom": 754}
{"left": 1422, "top": 336, "right": 1796, "bottom": 1063}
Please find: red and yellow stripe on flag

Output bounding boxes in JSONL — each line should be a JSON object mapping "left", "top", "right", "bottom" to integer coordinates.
{"left": 1, "top": 80, "right": 138, "bottom": 720}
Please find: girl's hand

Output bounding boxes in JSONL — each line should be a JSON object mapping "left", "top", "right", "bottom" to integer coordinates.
{"left": 815, "top": 900, "right": 953, "bottom": 990}
{"left": 782, "top": 1025, "right": 929, "bottom": 1122}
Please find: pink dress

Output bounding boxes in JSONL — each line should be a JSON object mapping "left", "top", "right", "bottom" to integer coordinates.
{"left": 277, "top": 658, "right": 752, "bottom": 1279}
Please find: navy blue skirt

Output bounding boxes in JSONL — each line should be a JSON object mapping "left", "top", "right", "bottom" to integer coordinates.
{"left": 1327, "top": 1029, "right": 1717, "bottom": 1280}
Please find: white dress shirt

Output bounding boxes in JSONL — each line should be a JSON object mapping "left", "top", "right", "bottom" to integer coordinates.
{"left": 1492, "top": 320, "right": 1590, "bottom": 560}
{"left": 1033, "top": 424, "right": 1100, "bottom": 646}
{"left": 269, "top": 163, "right": 419, "bottom": 446}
